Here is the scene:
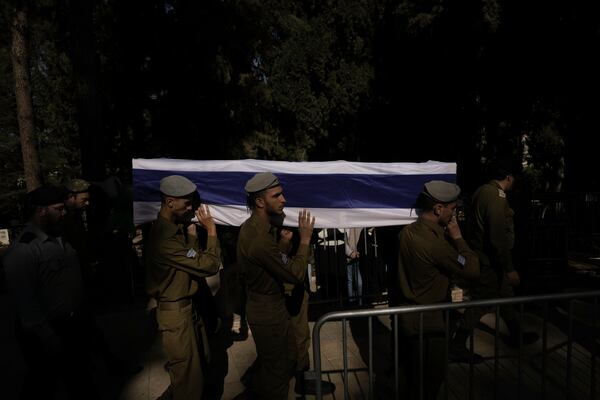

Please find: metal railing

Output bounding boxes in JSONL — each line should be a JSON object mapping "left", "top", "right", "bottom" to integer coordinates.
{"left": 310, "top": 290, "right": 600, "bottom": 399}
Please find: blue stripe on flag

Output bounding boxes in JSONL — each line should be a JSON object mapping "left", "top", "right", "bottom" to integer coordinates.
{"left": 133, "top": 169, "right": 456, "bottom": 209}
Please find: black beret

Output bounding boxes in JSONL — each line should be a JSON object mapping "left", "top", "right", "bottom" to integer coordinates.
{"left": 26, "top": 185, "right": 67, "bottom": 206}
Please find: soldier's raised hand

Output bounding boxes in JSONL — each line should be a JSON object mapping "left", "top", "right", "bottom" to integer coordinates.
{"left": 446, "top": 214, "right": 463, "bottom": 240}
{"left": 194, "top": 204, "right": 217, "bottom": 236}
{"left": 297, "top": 209, "right": 315, "bottom": 245}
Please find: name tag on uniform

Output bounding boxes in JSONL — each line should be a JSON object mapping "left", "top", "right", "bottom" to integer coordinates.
{"left": 498, "top": 189, "right": 506, "bottom": 198}
{"left": 457, "top": 254, "right": 466, "bottom": 266}
{"left": 186, "top": 248, "right": 197, "bottom": 258}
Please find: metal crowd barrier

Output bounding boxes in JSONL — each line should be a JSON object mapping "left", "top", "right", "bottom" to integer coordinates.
{"left": 309, "top": 290, "right": 600, "bottom": 399}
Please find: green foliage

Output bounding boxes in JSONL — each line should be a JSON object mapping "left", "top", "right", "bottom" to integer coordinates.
{"left": 1, "top": 0, "right": 600, "bottom": 224}
{"left": 524, "top": 118, "right": 565, "bottom": 192}
{"left": 0, "top": 1, "right": 80, "bottom": 222}
{"left": 254, "top": 0, "right": 376, "bottom": 160}
{"left": 30, "top": 25, "right": 80, "bottom": 183}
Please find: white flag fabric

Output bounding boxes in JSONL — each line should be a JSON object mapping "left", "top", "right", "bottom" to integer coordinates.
{"left": 132, "top": 158, "right": 456, "bottom": 228}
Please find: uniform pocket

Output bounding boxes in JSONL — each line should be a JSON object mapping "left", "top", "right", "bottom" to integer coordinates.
{"left": 156, "top": 305, "right": 194, "bottom": 365}
{"left": 247, "top": 299, "right": 288, "bottom": 326}
{"left": 156, "top": 304, "right": 191, "bottom": 332}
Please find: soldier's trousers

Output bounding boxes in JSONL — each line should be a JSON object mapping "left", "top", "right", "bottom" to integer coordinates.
{"left": 289, "top": 290, "right": 310, "bottom": 372}
{"left": 398, "top": 310, "right": 447, "bottom": 400}
{"left": 16, "top": 312, "right": 98, "bottom": 400}
{"left": 463, "top": 264, "right": 517, "bottom": 329}
{"left": 247, "top": 292, "right": 296, "bottom": 400}
{"left": 156, "top": 301, "right": 203, "bottom": 400}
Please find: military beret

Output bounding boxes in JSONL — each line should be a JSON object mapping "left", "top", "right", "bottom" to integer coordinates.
{"left": 423, "top": 180, "right": 461, "bottom": 203}
{"left": 159, "top": 175, "right": 197, "bottom": 197}
{"left": 26, "top": 185, "right": 67, "bottom": 206}
{"left": 65, "top": 178, "right": 90, "bottom": 193}
{"left": 245, "top": 172, "right": 280, "bottom": 194}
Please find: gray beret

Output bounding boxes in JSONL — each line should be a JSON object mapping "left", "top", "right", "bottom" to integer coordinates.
{"left": 65, "top": 178, "right": 90, "bottom": 193}
{"left": 245, "top": 172, "right": 280, "bottom": 194}
{"left": 423, "top": 180, "right": 461, "bottom": 203}
{"left": 160, "top": 175, "right": 197, "bottom": 197}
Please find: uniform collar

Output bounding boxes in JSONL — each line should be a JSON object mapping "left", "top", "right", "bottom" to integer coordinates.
{"left": 248, "top": 211, "right": 273, "bottom": 234}
{"left": 155, "top": 214, "right": 183, "bottom": 236}
{"left": 22, "top": 222, "right": 61, "bottom": 243}
{"left": 489, "top": 180, "right": 502, "bottom": 189}
{"left": 416, "top": 217, "right": 446, "bottom": 238}
{"left": 24, "top": 223, "right": 49, "bottom": 241}
{"left": 489, "top": 180, "right": 506, "bottom": 196}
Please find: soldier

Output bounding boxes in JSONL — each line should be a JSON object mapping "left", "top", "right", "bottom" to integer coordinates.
{"left": 145, "top": 175, "right": 221, "bottom": 400}
{"left": 459, "top": 158, "right": 539, "bottom": 348}
{"left": 63, "top": 179, "right": 93, "bottom": 284}
{"left": 65, "top": 178, "right": 91, "bottom": 210}
{"left": 63, "top": 178, "right": 142, "bottom": 377}
{"left": 396, "top": 180, "right": 480, "bottom": 400}
{"left": 4, "top": 185, "right": 98, "bottom": 399}
{"left": 236, "top": 172, "right": 315, "bottom": 399}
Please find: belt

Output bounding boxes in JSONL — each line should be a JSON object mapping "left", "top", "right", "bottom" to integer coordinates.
{"left": 158, "top": 298, "right": 191, "bottom": 310}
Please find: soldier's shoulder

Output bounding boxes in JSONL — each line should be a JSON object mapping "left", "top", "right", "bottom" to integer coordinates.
{"left": 18, "top": 232, "right": 38, "bottom": 244}
{"left": 2, "top": 234, "right": 39, "bottom": 265}
{"left": 476, "top": 183, "right": 504, "bottom": 200}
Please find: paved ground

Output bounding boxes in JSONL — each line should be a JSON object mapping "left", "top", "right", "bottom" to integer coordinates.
{"left": 3, "top": 267, "right": 599, "bottom": 400}
{"left": 0, "top": 260, "right": 354, "bottom": 400}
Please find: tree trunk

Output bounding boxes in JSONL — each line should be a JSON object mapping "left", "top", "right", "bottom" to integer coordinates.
{"left": 11, "top": 3, "right": 42, "bottom": 191}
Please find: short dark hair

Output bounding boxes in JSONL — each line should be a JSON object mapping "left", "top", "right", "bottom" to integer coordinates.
{"left": 415, "top": 192, "right": 437, "bottom": 212}
{"left": 160, "top": 191, "right": 196, "bottom": 206}
{"left": 488, "top": 157, "right": 523, "bottom": 180}
{"left": 246, "top": 189, "right": 266, "bottom": 211}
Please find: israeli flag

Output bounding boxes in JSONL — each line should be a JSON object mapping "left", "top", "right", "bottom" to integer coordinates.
{"left": 132, "top": 158, "right": 456, "bottom": 228}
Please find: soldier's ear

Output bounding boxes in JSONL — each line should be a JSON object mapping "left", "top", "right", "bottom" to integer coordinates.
{"left": 255, "top": 197, "right": 265, "bottom": 209}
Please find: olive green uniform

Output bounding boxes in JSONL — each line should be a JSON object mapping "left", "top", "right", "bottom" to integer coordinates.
{"left": 397, "top": 217, "right": 480, "bottom": 330}
{"left": 282, "top": 242, "right": 311, "bottom": 375}
{"left": 63, "top": 211, "right": 90, "bottom": 272}
{"left": 397, "top": 218, "right": 479, "bottom": 400}
{"left": 466, "top": 180, "right": 517, "bottom": 326}
{"left": 289, "top": 290, "right": 310, "bottom": 371}
{"left": 145, "top": 216, "right": 221, "bottom": 400}
{"left": 237, "top": 213, "right": 309, "bottom": 400}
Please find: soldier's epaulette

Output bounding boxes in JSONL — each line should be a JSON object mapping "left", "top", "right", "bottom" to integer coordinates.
{"left": 19, "top": 232, "right": 37, "bottom": 244}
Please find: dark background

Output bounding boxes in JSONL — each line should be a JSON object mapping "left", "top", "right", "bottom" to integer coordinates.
{"left": 1, "top": 0, "right": 599, "bottom": 233}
